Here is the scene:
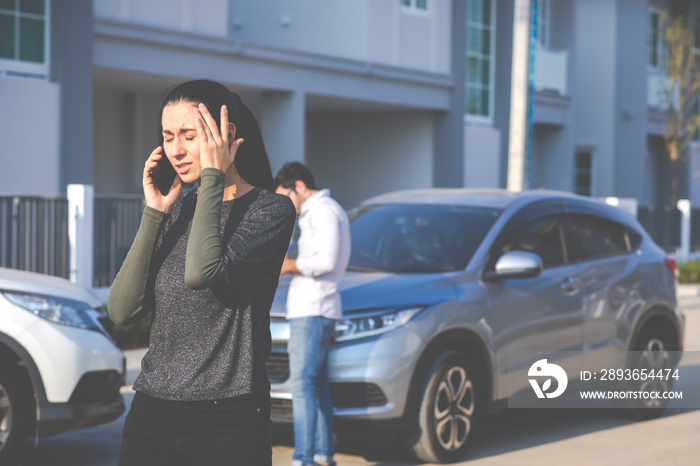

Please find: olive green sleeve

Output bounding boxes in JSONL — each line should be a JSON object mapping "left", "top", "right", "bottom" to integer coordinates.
{"left": 184, "top": 168, "right": 226, "bottom": 289}
{"left": 107, "top": 206, "right": 166, "bottom": 326}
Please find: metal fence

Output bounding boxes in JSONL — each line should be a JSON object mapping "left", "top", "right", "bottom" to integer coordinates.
{"left": 692, "top": 208, "right": 700, "bottom": 252}
{"left": 1, "top": 194, "right": 143, "bottom": 287}
{"left": 3, "top": 195, "right": 700, "bottom": 288}
{"left": 636, "top": 205, "right": 682, "bottom": 252}
{"left": 93, "top": 196, "right": 145, "bottom": 287}
{"left": 0, "top": 195, "right": 70, "bottom": 279}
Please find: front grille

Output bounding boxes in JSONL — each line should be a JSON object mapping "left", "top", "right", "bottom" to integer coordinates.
{"left": 266, "top": 352, "right": 290, "bottom": 384}
{"left": 330, "top": 383, "right": 388, "bottom": 408}
{"left": 270, "top": 382, "right": 388, "bottom": 423}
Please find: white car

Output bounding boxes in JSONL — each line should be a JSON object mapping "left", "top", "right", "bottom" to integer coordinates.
{"left": 0, "top": 267, "right": 125, "bottom": 462}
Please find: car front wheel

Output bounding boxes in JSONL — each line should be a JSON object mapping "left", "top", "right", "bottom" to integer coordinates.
{"left": 402, "top": 350, "right": 478, "bottom": 463}
{"left": 0, "top": 370, "right": 26, "bottom": 463}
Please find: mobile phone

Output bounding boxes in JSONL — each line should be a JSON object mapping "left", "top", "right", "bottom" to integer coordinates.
{"left": 150, "top": 151, "right": 177, "bottom": 195}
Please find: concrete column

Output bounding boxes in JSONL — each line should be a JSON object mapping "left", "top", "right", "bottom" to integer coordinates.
{"left": 433, "top": 0, "right": 466, "bottom": 188}
{"left": 68, "top": 184, "right": 94, "bottom": 289}
{"left": 132, "top": 93, "right": 162, "bottom": 193}
{"left": 507, "top": 0, "right": 532, "bottom": 192}
{"left": 259, "top": 91, "right": 306, "bottom": 173}
{"left": 51, "top": 0, "right": 94, "bottom": 190}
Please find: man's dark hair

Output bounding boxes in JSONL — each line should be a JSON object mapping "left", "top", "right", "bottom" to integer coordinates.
{"left": 161, "top": 80, "right": 274, "bottom": 191}
{"left": 274, "top": 162, "right": 317, "bottom": 190}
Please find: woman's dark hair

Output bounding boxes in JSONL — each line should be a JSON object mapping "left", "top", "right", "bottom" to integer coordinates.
{"left": 273, "top": 161, "right": 317, "bottom": 190}
{"left": 160, "top": 80, "right": 274, "bottom": 191}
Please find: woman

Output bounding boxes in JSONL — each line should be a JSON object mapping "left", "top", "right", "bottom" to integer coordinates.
{"left": 108, "top": 80, "right": 296, "bottom": 465}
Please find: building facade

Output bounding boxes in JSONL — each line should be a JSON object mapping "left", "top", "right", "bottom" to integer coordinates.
{"left": 1, "top": 0, "right": 699, "bottom": 208}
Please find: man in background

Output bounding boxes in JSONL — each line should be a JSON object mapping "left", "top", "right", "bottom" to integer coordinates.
{"left": 274, "top": 162, "right": 351, "bottom": 466}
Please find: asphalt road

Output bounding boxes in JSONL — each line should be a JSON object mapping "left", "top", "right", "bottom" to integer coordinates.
{"left": 12, "top": 291, "right": 700, "bottom": 466}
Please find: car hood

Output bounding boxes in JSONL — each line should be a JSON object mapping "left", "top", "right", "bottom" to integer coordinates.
{"left": 270, "top": 271, "right": 459, "bottom": 317}
{"left": 0, "top": 267, "right": 103, "bottom": 308}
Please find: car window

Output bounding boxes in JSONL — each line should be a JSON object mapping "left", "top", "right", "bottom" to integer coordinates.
{"left": 627, "top": 228, "right": 642, "bottom": 250}
{"left": 497, "top": 216, "right": 566, "bottom": 268}
{"left": 568, "top": 214, "right": 629, "bottom": 261}
{"left": 347, "top": 203, "right": 501, "bottom": 273}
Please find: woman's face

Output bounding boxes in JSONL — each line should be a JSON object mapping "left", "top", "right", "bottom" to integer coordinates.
{"left": 161, "top": 100, "right": 203, "bottom": 184}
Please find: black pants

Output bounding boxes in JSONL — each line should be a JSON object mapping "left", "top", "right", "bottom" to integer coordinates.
{"left": 117, "top": 391, "right": 272, "bottom": 466}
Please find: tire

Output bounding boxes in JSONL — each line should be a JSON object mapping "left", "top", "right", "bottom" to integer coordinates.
{"left": 402, "top": 351, "right": 478, "bottom": 464}
{"left": 617, "top": 331, "right": 675, "bottom": 420}
{"left": 0, "top": 369, "right": 27, "bottom": 463}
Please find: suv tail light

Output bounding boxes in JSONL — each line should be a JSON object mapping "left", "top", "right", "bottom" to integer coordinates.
{"left": 665, "top": 256, "right": 678, "bottom": 279}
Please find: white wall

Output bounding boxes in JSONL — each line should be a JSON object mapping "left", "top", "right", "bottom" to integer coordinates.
{"left": 229, "top": 0, "right": 368, "bottom": 62}
{"left": 395, "top": 1, "right": 451, "bottom": 72}
{"left": 228, "top": 0, "right": 451, "bottom": 73}
{"left": 94, "top": 0, "right": 229, "bottom": 37}
{"left": 0, "top": 78, "right": 61, "bottom": 194}
{"left": 306, "top": 111, "right": 434, "bottom": 207}
{"left": 464, "top": 125, "right": 501, "bottom": 188}
{"left": 530, "top": 125, "right": 572, "bottom": 191}
{"left": 572, "top": 0, "right": 617, "bottom": 197}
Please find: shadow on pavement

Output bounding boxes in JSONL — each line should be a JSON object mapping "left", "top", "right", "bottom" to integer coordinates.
{"left": 464, "top": 405, "right": 697, "bottom": 461}
{"left": 278, "top": 360, "right": 700, "bottom": 464}
{"left": 270, "top": 403, "right": 699, "bottom": 465}
{"left": 14, "top": 365, "right": 699, "bottom": 466}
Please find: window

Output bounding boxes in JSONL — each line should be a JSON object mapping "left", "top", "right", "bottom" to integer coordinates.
{"left": 497, "top": 216, "right": 566, "bottom": 268}
{"left": 347, "top": 203, "right": 500, "bottom": 273}
{"left": 568, "top": 215, "right": 629, "bottom": 261}
{"left": 627, "top": 228, "right": 642, "bottom": 251}
{"left": 538, "top": 0, "right": 550, "bottom": 47}
{"left": 648, "top": 9, "right": 663, "bottom": 69}
{"left": 0, "top": 0, "right": 48, "bottom": 77}
{"left": 401, "top": 0, "right": 428, "bottom": 11}
{"left": 466, "top": 0, "right": 495, "bottom": 118}
{"left": 574, "top": 151, "right": 593, "bottom": 196}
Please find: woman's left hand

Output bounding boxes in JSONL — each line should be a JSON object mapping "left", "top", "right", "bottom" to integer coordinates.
{"left": 194, "top": 103, "right": 244, "bottom": 173}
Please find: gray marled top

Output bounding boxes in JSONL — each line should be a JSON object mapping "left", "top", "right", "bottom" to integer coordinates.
{"left": 108, "top": 169, "right": 296, "bottom": 401}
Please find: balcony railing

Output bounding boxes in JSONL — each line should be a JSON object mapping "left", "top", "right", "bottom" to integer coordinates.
{"left": 535, "top": 47, "right": 568, "bottom": 95}
{"left": 0, "top": 192, "right": 143, "bottom": 288}
{"left": 93, "top": 0, "right": 228, "bottom": 37}
{"left": 647, "top": 71, "right": 678, "bottom": 110}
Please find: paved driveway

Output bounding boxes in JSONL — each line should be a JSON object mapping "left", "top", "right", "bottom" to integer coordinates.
{"left": 13, "top": 288, "right": 700, "bottom": 466}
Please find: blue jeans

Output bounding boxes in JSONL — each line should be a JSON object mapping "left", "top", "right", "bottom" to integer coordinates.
{"left": 288, "top": 316, "right": 336, "bottom": 464}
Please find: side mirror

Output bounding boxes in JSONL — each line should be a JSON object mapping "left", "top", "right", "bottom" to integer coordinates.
{"left": 483, "top": 251, "right": 543, "bottom": 281}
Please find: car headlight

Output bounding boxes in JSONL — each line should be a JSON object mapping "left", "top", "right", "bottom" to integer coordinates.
{"left": 334, "top": 307, "right": 424, "bottom": 342}
{"left": 2, "top": 291, "right": 104, "bottom": 332}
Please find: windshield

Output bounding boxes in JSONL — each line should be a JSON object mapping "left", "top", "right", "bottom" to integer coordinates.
{"left": 347, "top": 203, "right": 500, "bottom": 273}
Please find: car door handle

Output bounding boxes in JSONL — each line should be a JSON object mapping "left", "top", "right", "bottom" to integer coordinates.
{"left": 560, "top": 277, "right": 581, "bottom": 294}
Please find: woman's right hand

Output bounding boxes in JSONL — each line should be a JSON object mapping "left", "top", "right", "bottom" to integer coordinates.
{"left": 143, "top": 146, "right": 182, "bottom": 213}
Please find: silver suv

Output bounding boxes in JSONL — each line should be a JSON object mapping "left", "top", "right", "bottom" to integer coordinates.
{"left": 268, "top": 189, "right": 684, "bottom": 463}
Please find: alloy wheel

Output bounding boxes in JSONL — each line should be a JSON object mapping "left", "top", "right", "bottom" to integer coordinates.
{"left": 433, "top": 366, "right": 475, "bottom": 452}
{"left": 637, "top": 338, "right": 672, "bottom": 409}
{"left": 0, "top": 383, "right": 12, "bottom": 452}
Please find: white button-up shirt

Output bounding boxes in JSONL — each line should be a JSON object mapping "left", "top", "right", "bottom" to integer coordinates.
{"left": 286, "top": 189, "right": 351, "bottom": 320}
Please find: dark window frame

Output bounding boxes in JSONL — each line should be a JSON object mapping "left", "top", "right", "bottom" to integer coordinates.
{"left": 485, "top": 200, "right": 570, "bottom": 272}
{"left": 563, "top": 213, "right": 633, "bottom": 263}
